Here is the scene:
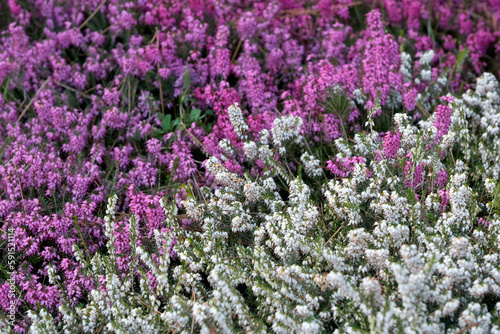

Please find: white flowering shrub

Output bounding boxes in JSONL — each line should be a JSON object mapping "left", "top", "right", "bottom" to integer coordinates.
{"left": 27, "top": 74, "right": 500, "bottom": 333}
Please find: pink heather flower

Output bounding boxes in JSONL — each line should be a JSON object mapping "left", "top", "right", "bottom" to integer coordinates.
{"left": 146, "top": 138, "right": 162, "bottom": 156}
{"left": 403, "top": 84, "right": 418, "bottom": 111}
{"left": 103, "top": 108, "right": 128, "bottom": 130}
{"left": 382, "top": 131, "right": 401, "bottom": 159}
{"left": 404, "top": 161, "right": 424, "bottom": 190}
{"left": 237, "top": 12, "right": 258, "bottom": 40}
{"left": 209, "top": 24, "right": 231, "bottom": 79}
{"left": 326, "top": 156, "right": 366, "bottom": 177}
{"left": 383, "top": 0, "right": 403, "bottom": 24}
{"left": 7, "top": 0, "right": 22, "bottom": 15}
{"left": 323, "top": 114, "right": 341, "bottom": 141}
{"left": 113, "top": 144, "right": 134, "bottom": 170}
{"left": 403, "top": 0, "right": 422, "bottom": 32}
{"left": 362, "top": 11, "right": 402, "bottom": 107}
{"left": 433, "top": 96, "right": 454, "bottom": 142}
{"left": 224, "top": 159, "right": 244, "bottom": 175}
{"left": 167, "top": 140, "right": 197, "bottom": 181}
{"left": 175, "top": 188, "right": 188, "bottom": 208}
{"left": 438, "top": 189, "right": 450, "bottom": 213}
{"left": 459, "top": 13, "right": 473, "bottom": 35}
{"left": 112, "top": 218, "right": 132, "bottom": 272}
{"left": 467, "top": 30, "right": 495, "bottom": 73}
{"left": 437, "top": 5, "right": 452, "bottom": 29}
{"left": 442, "top": 34, "right": 456, "bottom": 51}
{"left": 478, "top": 217, "right": 491, "bottom": 228}
{"left": 128, "top": 185, "right": 166, "bottom": 235}
{"left": 322, "top": 24, "right": 350, "bottom": 64}
{"left": 436, "top": 169, "right": 448, "bottom": 188}
{"left": 128, "top": 159, "right": 158, "bottom": 188}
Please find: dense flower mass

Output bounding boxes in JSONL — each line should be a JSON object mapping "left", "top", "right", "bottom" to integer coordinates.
{"left": 0, "top": 0, "right": 500, "bottom": 333}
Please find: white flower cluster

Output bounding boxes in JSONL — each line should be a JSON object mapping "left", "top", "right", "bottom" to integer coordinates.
{"left": 300, "top": 152, "right": 322, "bottom": 178}
{"left": 400, "top": 50, "right": 448, "bottom": 112}
{"left": 400, "top": 51, "right": 413, "bottom": 83}
{"left": 271, "top": 115, "right": 303, "bottom": 154}
{"left": 227, "top": 102, "right": 248, "bottom": 140}
{"left": 460, "top": 72, "right": 500, "bottom": 180}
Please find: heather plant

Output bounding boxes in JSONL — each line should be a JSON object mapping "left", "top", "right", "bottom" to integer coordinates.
{"left": 22, "top": 74, "right": 500, "bottom": 332}
{"left": 1, "top": 0, "right": 500, "bottom": 332}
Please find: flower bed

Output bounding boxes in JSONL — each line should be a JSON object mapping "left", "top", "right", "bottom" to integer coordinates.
{"left": 1, "top": 0, "right": 500, "bottom": 332}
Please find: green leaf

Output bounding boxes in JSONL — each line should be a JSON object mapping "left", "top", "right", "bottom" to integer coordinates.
{"left": 190, "top": 108, "right": 201, "bottom": 122}
{"left": 454, "top": 47, "right": 469, "bottom": 75}
{"left": 173, "top": 117, "right": 181, "bottom": 128}
{"left": 3, "top": 77, "right": 10, "bottom": 100}
{"left": 182, "top": 68, "right": 192, "bottom": 93}
{"left": 134, "top": 130, "right": 141, "bottom": 141}
{"left": 162, "top": 114, "right": 172, "bottom": 132}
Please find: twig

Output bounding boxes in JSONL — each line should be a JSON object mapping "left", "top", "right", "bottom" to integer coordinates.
{"left": 231, "top": 39, "right": 242, "bottom": 63}
{"left": 325, "top": 224, "right": 343, "bottom": 245}
{"left": 134, "top": 296, "right": 162, "bottom": 315}
{"left": 79, "top": 0, "right": 108, "bottom": 30}
{"left": 128, "top": 76, "right": 131, "bottom": 113}
{"left": 93, "top": 324, "right": 105, "bottom": 334}
{"left": 181, "top": 122, "right": 209, "bottom": 156}
{"left": 192, "top": 176, "right": 207, "bottom": 204}
{"left": 280, "top": 2, "right": 362, "bottom": 16}
{"left": 17, "top": 78, "right": 49, "bottom": 122}
{"left": 450, "top": 149, "right": 456, "bottom": 167}
{"left": 191, "top": 289, "right": 196, "bottom": 334}
{"left": 455, "top": 323, "right": 480, "bottom": 334}
{"left": 156, "top": 31, "right": 165, "bottom": 116}
{"left": 53, "top": 80, "right": 93, "bottom": 100}
{"left": 415, "top": 100, "right": 430, "bottom": 118}
{"left": 81, "top": 86, "right": 98, "bottom": 97}
{"left": 148, "top": 30, "right": 158, "bottom": 45}
{"left": 101, "top": 24, "right": 114, "bottom": 34}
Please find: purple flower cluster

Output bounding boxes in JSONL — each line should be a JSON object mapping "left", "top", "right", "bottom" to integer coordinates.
{"left": 326, "top": 156, "right": 367, "bottom": 177}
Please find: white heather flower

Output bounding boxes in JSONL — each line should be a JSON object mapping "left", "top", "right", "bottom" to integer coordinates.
{"left": 300, "top": 152, "right": 322, "bottom": 178}
{"left": 231, "top": 216, "right": 246, "bottom": 232}
{"left": 334, "top": 138, "right": 352, "bottom": 157}
{"left": 365, "top": 249, "right": 389, "bottom": 271}
{"left": 485, "top": 178, "right": 496, "bottom": 194}
{"left": 437, "top": 75, "right": 447, "bottom": 87}
{"left": 205, "top": 156, "right": 244, "bottom": 191}
{"left": 470, "top": 279, "right": 489, "bottom": 298}
{"left": 476, "top": 72, "right": 498, "bottom": 97}
{"left": 182, "top": 198, "right": 204, "bottom": 222}
{"left": 441, "top": 299, "right": 460, "bottom": 317}
{"left": 271, "top": 115, "right": 303, "bottom": 154}
{"left": 400, "top": 52, "right": 412, "bottom": 82}
{"left": 419, "top": 50, "right": 435, "bottom": 67}
{"left": 219, "top": 139, "right": 234, "bottom": 157}
{"left": 346, "top": 229, "right": 373, "bottom": 259}
{"left": 227, "top": 102, "right": 248, "bottom": 139}
{"left": 420, "top": 69, "right": 431, "bottom": 82}
{"left": 361, "top": 277, "right": 383, "bottom": 305}
{"left": 353, "top": 88, "right": 365, "bottom": 105}
{"left": 46, "top": 265, "right": 60, "bottom": 285}
{"left": 243, "top": 141, "right": 258, "bottom": 160}
{"left": 259, "top": 129, "right": 270, "bottom": 145}
{"left": 300, "top": 321, "right": 321, "bottom": 334}
{"left": 244, "top": 182, "right": 262, "bottom": 203}
{"left": 449, "top": 237, "right": 470, "bottom": 259}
